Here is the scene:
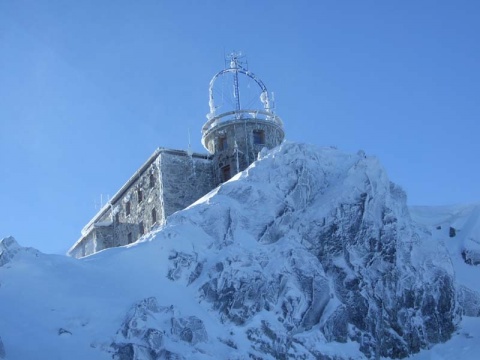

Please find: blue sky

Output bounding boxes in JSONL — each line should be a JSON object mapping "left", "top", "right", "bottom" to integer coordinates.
{"left": 1, "top": 0, "right": 479, "bottom": 254}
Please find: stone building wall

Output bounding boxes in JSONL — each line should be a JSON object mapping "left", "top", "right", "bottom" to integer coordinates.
{"left": 108, "top": 159, "right": 162, "bottom": 249}
{"left": 68, "top": 149, "right": 215, "bottom": 258}
{"left": 203, "top": 118, "right": 284, "bottom": 183}
{"left": 158, "top": 151, "right": 215, "bottom": 218}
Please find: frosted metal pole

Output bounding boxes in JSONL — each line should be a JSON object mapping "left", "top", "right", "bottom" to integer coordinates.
{"left": 233, "top": 69, "right": 240, "bottom": 112}
{"left": 231, "top": 55, "right": 241, "bottom": 118}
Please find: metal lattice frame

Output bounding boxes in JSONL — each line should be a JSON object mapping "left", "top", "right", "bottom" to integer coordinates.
{"left": 207, "top": 53, "right": 272, "bottom": 119}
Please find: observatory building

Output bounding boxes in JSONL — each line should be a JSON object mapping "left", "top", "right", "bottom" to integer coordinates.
{"left": 68, "top": 55, "right": 285, "bottom": 258}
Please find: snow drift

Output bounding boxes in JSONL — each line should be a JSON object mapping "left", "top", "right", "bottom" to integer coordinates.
{"left": 0, "top": 142, "right": 474, "bottom": 359}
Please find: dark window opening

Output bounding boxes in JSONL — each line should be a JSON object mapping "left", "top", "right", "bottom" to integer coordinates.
{"left": 115, "top": 213, "right": 120, "bottom": 223}
{"left": 152, "top": 208, "right": 157, "bottom": 225}
{"left": 138, "top": 189, "right": 143, "bottom": 203}
{"left": 125, "top": 201, "right": 131, "bottom": 216}
{"left": 127, "top": 232, "right": 133, "bottom": 244}
{"left": 149, "top": 174, "right": 155, "bottom": 188}
{"left": 139, "top": 221, "right": 144, "bottom": 236}
{"left": 253, "top": 130, "right": 265, "bottom": 145}
{"left": 218, "top": 136, "right": 228, "bottom": 151}
{"left": 221, "top": 165, "right": 231, "bottom": 182}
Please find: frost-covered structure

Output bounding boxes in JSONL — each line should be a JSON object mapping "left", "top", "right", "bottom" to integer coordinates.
{"left": 202, "top": 53, "right": 284, "bottom": 183}
{"left": 2, "top": 143, "right": 474, "bottom": 360}
{"left": 68, "top": 149, "right": 215, "bottom": 258}
{"left": 68, "top": 55, "right": 284, "bottom": 258}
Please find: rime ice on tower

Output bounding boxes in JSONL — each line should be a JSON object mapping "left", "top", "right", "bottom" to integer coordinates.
{"left": 68, "top": 54, "right": 284, "bottom": 258}
{"left": 202, "top": 53, "right": 284, "bottom": 182}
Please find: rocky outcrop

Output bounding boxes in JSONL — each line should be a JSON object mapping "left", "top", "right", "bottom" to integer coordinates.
{"left": 164, "top": 143, "right": 460, "bottom": 359}
{"left": 458, "top": 285, "right": 480, "bottom": 316}
{"left": 458, "top": 206, "right": 480, "bottom": 266}
{"left": 0, "top": 236, "right": 40, "bottom": 267}
{"left": 462, "top": 244, "right": 480, "bottom": 266}
{"left": 111, "top": 297, "right": 208, "bottom": 360}
{"left": 1, "top": 143, "right": 465, "bottom": 360}
{"left": 0, "top": 236, "right": 22, "bottom": 267}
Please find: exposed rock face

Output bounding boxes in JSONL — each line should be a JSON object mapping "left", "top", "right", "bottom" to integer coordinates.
{"left": 458, "top": 285, "right": 480, "bottom": 317}
{"left": 0, "top": 236, "right": 39, "bottom": 267}
{"left": 111, "top": 297, "right": 208, "bottom": 360}
{"left": 0, "top": 236, "right": 22, "bottom": 267}
{"left": 0, "top": 143, "right": 466, "bottom": 359}
{"left": 462, "top": 210, "right": 480, "bottom": 265}
{"left": 163, "top": 143, "right": 460, "bottom": 359}
{"left": 462, "top": 247, "right": 480, "bottom": 266}
{"left": 411, "top": 204, "right": 480, "bottom": 268}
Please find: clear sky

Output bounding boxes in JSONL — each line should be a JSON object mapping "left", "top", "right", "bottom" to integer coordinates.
{"left": 1, "top": 0, "right": 479, "bottom": 254}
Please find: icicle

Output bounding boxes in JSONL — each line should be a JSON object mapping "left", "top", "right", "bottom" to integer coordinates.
{"left": 260, "top": 91, "right": 270, "bottom": 111}
{"left": 235, "top": 140, "right": 240, "bottom": 174}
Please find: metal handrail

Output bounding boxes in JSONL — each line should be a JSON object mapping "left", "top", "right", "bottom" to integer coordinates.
{"left": 202, "top": 109, "right": 283, "bottom": 135}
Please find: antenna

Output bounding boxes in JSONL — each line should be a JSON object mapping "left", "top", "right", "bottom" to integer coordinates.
{"left": 233, "top": 140, "right": 244, "bottom": 174}
{"left": 187, "top": 127, "right": 196, "bottom": 177}
{"left": 234, "top": 140, "right": 240, "bottom": 174}
{"left": 206, "top": 51, "right": 275, "bottom": 131}
{"left": 187, "top": 127, "right": 193, "bottom": 156}
{"left": 223, "top": 47, "right": 227, "bottom": 69}
{"left": 228, "top": 52, "right": 243, "bottom": 117}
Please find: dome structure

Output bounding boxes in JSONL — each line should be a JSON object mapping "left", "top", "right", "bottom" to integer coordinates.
{"left": 201, "top": 53, "right": 285, "bottom": 183}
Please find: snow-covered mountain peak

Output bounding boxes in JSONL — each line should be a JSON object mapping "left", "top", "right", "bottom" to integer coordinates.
{"left": 1, "top": 142, "right": 479, "bottom": 359}
{"left": 0, "top": 236, "right": 41, "bottom": 267}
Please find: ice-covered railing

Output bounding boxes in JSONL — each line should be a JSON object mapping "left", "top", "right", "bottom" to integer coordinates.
{"left": 201, "top": 109, "right": 283, "bottom": 135}
{"left": 208, "top": 53, "right": 272, "bottom": 114}
{"left": 203, "top": 53, "right": 283, "bottom": 136}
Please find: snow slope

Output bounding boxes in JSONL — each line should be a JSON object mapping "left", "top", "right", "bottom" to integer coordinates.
{"left": 0, "top": 142, "right": 478, "bottom": 359}
{"left": 410, "top": 203, "right": 480, "bottom": 287}
{"left": 0, "top": 235, "right": 243, "bottom": 359}
{"left": 409, "top": 203, "right": 480, "bottom": 359}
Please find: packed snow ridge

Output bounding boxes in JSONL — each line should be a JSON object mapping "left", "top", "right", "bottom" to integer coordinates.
{"left": 1, "top": 142, "right": 479, "bottom": 360}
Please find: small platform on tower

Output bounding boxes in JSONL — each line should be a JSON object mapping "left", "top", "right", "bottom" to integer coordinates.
{"left": 202, "top": 52, "right": 285, "bottom": 182}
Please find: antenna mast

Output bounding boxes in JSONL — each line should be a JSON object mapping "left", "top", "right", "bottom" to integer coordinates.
{"left": 187, "top": 127, "right": 192, "bottom": 156}
{"left": 229, "top": 52, "right": 242, "bottom": 116}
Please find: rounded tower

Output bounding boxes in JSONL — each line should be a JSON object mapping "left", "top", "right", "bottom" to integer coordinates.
{"left": 201, "top": 53, "right": 285, "bottom": 184}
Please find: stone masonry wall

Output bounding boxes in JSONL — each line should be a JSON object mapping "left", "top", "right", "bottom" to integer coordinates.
{"left": 203, "top": 119, "right": 284, "bottom": 183}
{"left": 109, "top": 160, "right": 162, "bottom": 249}
{"left": 158, "top": 152, "right": 215, "bottom": 220}
{"left": 69, "top": 150, "right": 215, "bottom": 258}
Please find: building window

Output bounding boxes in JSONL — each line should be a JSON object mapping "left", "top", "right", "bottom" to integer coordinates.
{"left": 127, "top": 232, "right": 133, "bottom": 244}
{"left": 115, "top": 213, "right": 120, "bottom": 223}
{"left": 218, "top": 136, "right": 227, "bottom": 151}
{"left": 139, "top": 221, "right": 144, "bottom": 236}
{"left": 125, "top": 201, "right": 131, "bottom": 216}
{"left": 138, "top": 189, "right": 143, "bottom": 203}
{"left": 221, "top": 165, "right": 231, "bottom": 182}
{"left": 253, "top": 130, "right": 265, "bottom": 145}
{"left": 152, "top": 208, "right": 157, "bottom": 225}
{"left": 149, "top": 174, "right": 155, "bottom": 188}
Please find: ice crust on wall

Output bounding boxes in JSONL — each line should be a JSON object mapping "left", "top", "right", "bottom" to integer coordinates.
{"left": 0, "top": 142, "right": 470, "bottom": 359}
